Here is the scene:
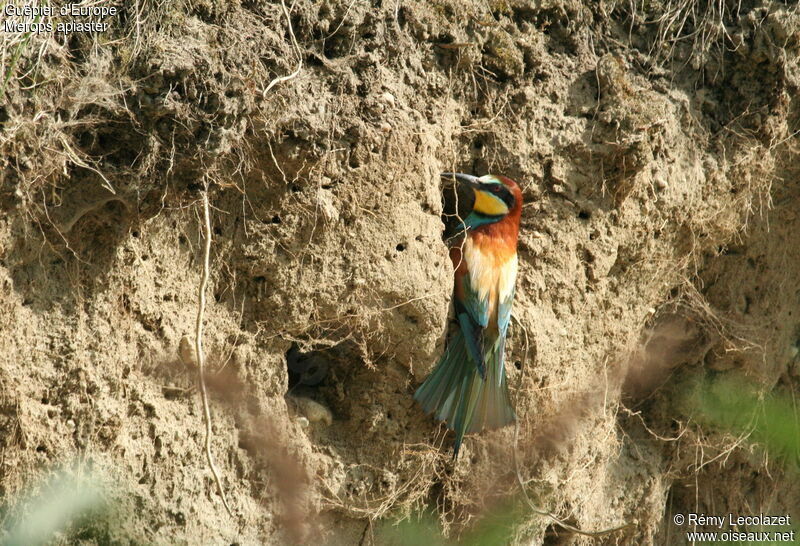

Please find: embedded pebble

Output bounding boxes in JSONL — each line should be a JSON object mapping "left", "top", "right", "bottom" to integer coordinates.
{"left": 380, "top": 92, "right": 395, "bottom": 107}
{"left": 179, "top": 335, "right": 196, "bottom": 366}
{"left": 294, "top": 397, "right": 333, "bottom": 426}
{"left": 316, "top": 189, "right": 339, "bottom": 223}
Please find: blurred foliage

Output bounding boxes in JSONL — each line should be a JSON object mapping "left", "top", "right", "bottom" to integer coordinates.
{"left": 1, "top": 468, "right": 111, "bottom": 545}
{"left": 683, "top": 375, "right": 800, "bottom": 539}
{"left": 687, "top": 375, "right": 800, "bottom": 470}
{"left": 378, "top": 501, "right": 532, "bottom": 545}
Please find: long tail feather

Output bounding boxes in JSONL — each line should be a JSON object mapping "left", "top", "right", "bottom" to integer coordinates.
{"left": 414, "top": 331, "right": 516, "bottom": 458}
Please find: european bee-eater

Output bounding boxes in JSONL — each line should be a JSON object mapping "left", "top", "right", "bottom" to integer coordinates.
{"left": 415, "top": 172, "right": 522, "bottom": 459}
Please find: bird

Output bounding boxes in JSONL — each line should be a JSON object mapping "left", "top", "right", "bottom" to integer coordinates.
{"left": 415, "top": 172, "right": 522, "bottom": 459}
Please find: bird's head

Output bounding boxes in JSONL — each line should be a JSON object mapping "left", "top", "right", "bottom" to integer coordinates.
{"left": 441, "top": 173, "right": 520, "bottom": 229}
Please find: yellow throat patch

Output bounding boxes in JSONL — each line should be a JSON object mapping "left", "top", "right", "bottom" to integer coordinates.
{"left": 473, "top": 188, "right": 508, "bottom": 216}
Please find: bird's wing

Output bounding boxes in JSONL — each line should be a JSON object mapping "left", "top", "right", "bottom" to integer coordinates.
{"left": 497, "top": 284, "right": 515, "bottom": 340}
{"left": 454, "top": 268, "right": 488, "bottom": 379}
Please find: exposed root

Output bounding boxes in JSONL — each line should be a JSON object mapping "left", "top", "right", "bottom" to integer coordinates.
{"left": 262, "top": 0, "right": 303, "bottom": 98}
{"left": 195, "top": 187, "right": 233, "bottom": 516}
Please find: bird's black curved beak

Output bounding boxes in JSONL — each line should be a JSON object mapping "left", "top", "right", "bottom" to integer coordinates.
{"left": 441, "top": 172, "right": 480, "bottom": 189}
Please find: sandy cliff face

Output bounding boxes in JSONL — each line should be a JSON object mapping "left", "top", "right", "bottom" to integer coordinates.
{"left": 1, "top": 1, "right": 798, "bottom": 543}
